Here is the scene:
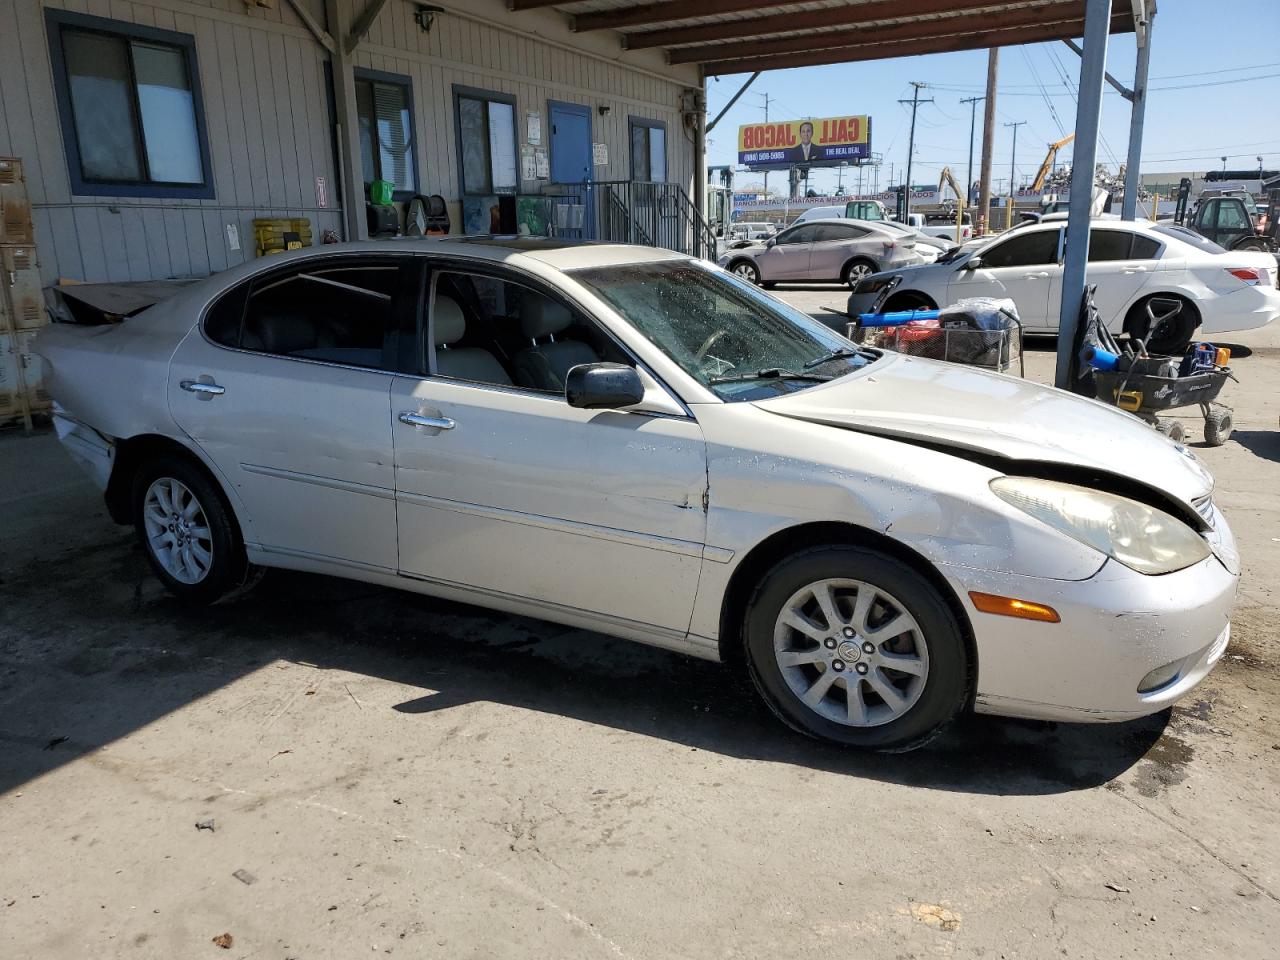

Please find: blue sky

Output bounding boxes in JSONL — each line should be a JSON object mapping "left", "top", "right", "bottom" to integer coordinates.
{"left": 705, "top": 0, "right": 1280, "bottom": 195}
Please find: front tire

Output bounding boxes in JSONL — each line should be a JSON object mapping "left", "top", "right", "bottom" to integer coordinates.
{"left": 742, "top": 545, "right": 969, "bottom": 751}
{"left": 730, "top": 260, "right": 761, "bottom": 285}
{"left": 133, "top": 456, "right": 253, "bottom": 604}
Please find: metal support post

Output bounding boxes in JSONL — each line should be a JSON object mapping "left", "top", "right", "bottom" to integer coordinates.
{"left": 1055, "top": 0, "right": 1114, "bottom": 390}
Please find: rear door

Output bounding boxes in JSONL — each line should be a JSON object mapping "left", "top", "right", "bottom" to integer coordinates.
{"left": 758, "top": 224, "right": 818, "bottom": 281}
{"left": 1046, "top": 228, "right": 1162, "bottom": 331}
{"left": 951, "top": 227, "right": 1062, "bottom": 330}
{"left": 810, "top": 222, "right": 868, "bottom": 279}
{"left": 168, "top": 254, "right": 413, "bottom": 571}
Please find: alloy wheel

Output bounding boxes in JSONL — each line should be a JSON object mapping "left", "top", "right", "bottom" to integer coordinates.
{"left": 142, "top": 477, "right": 214, "bottom": 585}
{"left": 772, "top": 578, "right": 929, "bottom": 727}
{"left": 733, "top": 262, "right": 760, "bottom": 283}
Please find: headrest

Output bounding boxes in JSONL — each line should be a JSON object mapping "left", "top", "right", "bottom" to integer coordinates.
{"left": 257, "top": 313, "right": 317, "bottom": 354}
{"left": 433, "top": 295, "right": 466, "bottom": 346}
{"left": 521, "top": 297, "right": 573, "bottom": 340}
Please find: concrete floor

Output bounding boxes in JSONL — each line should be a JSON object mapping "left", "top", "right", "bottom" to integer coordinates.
{"left": 2, "top": 296, "right": 1278, "bottom": 959}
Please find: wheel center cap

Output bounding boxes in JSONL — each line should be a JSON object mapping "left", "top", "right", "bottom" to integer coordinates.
{"left": 837, "top": 640, "right": 861, "bottom": 662}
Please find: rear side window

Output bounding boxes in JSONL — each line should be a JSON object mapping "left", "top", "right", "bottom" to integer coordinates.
{"left": 204, "top": 284, "right": 248, "bottom": 347}
{"left": 236, "top": 258, "right": 404, "bottom": 370}
{"left": 814, "top": 223, "right": 865, "bottom": 242}
{"left": 1088, "top": 230, "right": 1136, "bottom": 262}
{"left": 982, "top": 230, "right": 1061, "bottom": 268}
{"left": 1131, "top": 235, "right": 1161, "bottom": 259}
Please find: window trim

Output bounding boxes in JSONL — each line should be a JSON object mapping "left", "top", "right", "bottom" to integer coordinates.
{"left": 982, "top": 227, "right": 1064, "bottom": 269}
{"left": 628, "top": 116, "right": 668, "bottom": 183}
{"left": 452, "top": 84, "right": 519, "bottom": 197}
{"left": 45, "top": 9, "right": 214, "bottom": 199}
{"left": 354, "top": 67, "right": 419, "bottom": 201}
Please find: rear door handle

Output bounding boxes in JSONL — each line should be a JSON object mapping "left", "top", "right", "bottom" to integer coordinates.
{"left": 180, "top": 380, "right": 225, "bottom": 397}
{"left": 1122, "top": 266, "right": 1148, "bottom": 274}
{"left": 399, "top": 412, "right": 456, "bottom": 430}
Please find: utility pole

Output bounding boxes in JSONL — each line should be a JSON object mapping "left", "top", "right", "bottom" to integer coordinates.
{"left": 898, "top": 82, "right": 933, "bottom": 220}
{"left": 978, "top": 49, "right": 999, "bottom": 234}
{"left": 759, "top": 92, "right": 773, "bottom": 197}
{"left": 1004, "top": 120, "right": 1026, "bottom": 228}
{"left": 961, "top": 96, "right": 984, "bottom": 205}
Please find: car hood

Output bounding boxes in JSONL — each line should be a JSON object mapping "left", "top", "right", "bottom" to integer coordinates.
{"left": 752, "top": 353, "right": 1215, "bottom": 509}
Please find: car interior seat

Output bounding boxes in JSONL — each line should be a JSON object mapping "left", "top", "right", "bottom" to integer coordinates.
{"left": 512, "top": 297, "right": 599, "bottom": 392}
{"left": 433, "top": 295, "right": 512, "bottom": 385}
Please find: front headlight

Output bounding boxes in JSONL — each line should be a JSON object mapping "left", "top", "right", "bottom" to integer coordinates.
{"left": 991, "top": 477, "right": 1211, "bottom": 575}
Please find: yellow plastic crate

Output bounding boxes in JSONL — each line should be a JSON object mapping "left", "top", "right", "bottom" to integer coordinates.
{"left": 252, "top": 217, "right": 312, "bottom": 256}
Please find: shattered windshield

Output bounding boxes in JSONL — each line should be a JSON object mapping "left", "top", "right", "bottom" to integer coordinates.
{"left": 571, "top": 260, "right": 874, "bottom": 400}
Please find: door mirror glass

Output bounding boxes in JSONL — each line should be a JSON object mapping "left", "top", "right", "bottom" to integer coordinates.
{"left": 565, "top": 362, "right": 645, "bottom": 409}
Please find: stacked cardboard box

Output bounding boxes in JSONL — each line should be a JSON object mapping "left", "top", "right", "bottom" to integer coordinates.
{"left": 0, "top": 157, "right": 48, "bottom": 430}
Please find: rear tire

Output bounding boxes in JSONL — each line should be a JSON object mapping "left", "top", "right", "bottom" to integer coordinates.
{"left": 1203, "top": 405, "right": 1233, "bottom": 446}
{"left": 1154, "top": 419, "right": 1185, "bottom": 444}
{"left": 132, "top": 456, "right": 255, "bottom": 604}
{"left": 742, "top": 545, "right": 969, "bottom": 752}
{"left": 842, "top": 258, "right": 879, "bottom": 289}
{"left": 1128, "top": 295, "right": 1197, "bottom": 356}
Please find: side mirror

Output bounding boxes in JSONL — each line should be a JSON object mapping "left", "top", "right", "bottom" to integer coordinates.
{"left": 566, "top": 363, "right": 645, "bottom": 410}
{"left": 765, "top": 237, "right": 776, "bottom": 248}
{"left": 964, "top": 255, "right": 983, "bottom": 270}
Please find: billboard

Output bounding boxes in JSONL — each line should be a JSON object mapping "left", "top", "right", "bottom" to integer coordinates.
{"left": 737, "top": 116, "right": 870, "bottom": 170}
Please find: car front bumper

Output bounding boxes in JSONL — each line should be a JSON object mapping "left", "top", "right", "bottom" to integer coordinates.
{"left": 938, "top": 507, "right": 1238, "bottom": 723}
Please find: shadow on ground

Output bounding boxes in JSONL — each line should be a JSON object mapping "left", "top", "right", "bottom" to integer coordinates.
{"left": 1231, "top": 429, "right": 1280, "bottom": 463}
{"left": 0, "top": 522, "right": 1167, "bottom": 801}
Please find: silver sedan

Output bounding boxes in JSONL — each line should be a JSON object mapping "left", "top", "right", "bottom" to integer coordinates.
{"left": 718, "top": 218, "right": 927, "bottom": 289}
{"left": 37, "top": 239, "right": 1236, "bottom": 750}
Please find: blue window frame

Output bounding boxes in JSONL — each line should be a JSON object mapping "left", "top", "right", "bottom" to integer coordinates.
{"left": 46, "top": 10, "right": 214, "bottom": 199}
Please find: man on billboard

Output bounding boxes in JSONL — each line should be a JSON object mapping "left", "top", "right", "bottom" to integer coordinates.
{"left": 790, "top": 122, "right": 824, "bottom": 164}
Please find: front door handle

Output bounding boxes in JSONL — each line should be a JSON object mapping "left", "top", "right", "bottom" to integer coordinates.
{"left": 399, "top": 412, "right": 456, "bottom": 430}
{"left": 1022, "top": 271, "right": 1051, "bottom": 279}
{"left": 180, "top": 379, "right": 225, "bottom": 397}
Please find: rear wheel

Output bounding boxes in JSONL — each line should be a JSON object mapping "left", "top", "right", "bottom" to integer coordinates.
{"left": 1128, "top": 295, "right": 1198, "bottom": 356}
{"left": 1229, "top": 235, "right": 1269, "bottom": 252}
{"left": 730, "top": 260, "right": 760, "bottom": 285}
{"left": 743, "top": 545, "right": 969, "bottom": 751}
{"left": 133, "top": 456, "right": 255, "bottom": 604}
{"left": 1203, "top": 404, "right": 1233, "bottom": 446}
{"left": 842, "top": 258, "right": 878, "bottom": 289}
{"left": 1154, "top": 418, "right": 1186, "bottom": 444}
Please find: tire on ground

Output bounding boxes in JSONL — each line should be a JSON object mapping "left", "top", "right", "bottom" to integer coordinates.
{"left": 742, "top": 544, "right": 970, "bottom": 751}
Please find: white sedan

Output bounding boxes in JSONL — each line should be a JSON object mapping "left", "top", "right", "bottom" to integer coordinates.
{"left": 37, "top": 239, "right": 1237, "bottom": 750}
{"left": 847, "top": 219, "right": 1280, "bottom": 354}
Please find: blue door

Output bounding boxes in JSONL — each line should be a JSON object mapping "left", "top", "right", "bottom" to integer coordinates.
{"left": 549, "top": 100, "right": 593, "bottom": 239}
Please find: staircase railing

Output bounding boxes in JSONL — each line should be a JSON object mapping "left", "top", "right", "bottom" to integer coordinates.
{"left": 543, "top": 180, "right": 716, "bottom": 259}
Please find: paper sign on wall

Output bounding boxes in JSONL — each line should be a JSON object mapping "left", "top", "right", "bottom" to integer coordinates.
{"left": 316, "top": 176, "right": 329, "bottom": 208}
{"left": 592, "top": 142, "right": 608, "bottom": 166}
{"left": 534, "top": 147, "right": 550, "bottom": 179}
{"left": 521, "top": 146, "right": 538, "bottom": 182}
{"left": 526, "top": 112, "right": 542, "bottom": 146}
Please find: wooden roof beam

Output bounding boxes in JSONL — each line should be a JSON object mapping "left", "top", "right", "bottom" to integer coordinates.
{"left": 702, "top": 14, "right": 1134, "bottom": 76}
{"left": 507, "top": 1, "right": 571, "bottom": 10}
{"left": 670, "top": 1, "right": 1085, "bottom": 65}
{"left": 621, "top": 0, "right": 1039, "bottom": 48}
{"left": 573, "top": 0, "right": 797, "bottom": 32}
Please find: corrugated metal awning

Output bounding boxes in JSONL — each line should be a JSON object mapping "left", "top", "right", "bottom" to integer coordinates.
{"left": 506, "top": 1, "right": 1150, "bottom": 75}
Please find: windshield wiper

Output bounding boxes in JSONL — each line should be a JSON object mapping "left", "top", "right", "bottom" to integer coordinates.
{"left": 802, "top": 347, "right": 870, "bottom": 369}
{"left": 709, "top": 367, "right": 832, "bottom": 385}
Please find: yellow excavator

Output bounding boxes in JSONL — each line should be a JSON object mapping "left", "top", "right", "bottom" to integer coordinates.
{"left": 1031, "top": 134, "right": 1076, "bottom": 193}
{"left": 937, "top": 167, "right": 968, "bottom": 243}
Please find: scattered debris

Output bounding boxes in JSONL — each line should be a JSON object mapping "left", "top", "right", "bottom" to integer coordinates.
{"left": 43, "top": 736, "right": 68, "bottom": 750}
{"left": 269, "top": 749, "right": 292, "bottom": 761}
{"left": 232, "top": 869, "right": 256, "bottom": 886}
{"left": 328, "top": 905, "right": 338, "bottom": 911}
{"left": 1105, "top": 882, "right": 1131, "bottom": 893}
{"left": 195, "top": 819, "right": 216, "bottom": 833}
{"left": 909, "top": 902, "right": 962, "bottom": 932}
{"left": 212, "top": 932, "right": 233, "bottom": 949}
{"left": 305, "top": 690, "right": 316, "bottom": 696}
{"left": 344, "top": 683, "right": 363, "bottom": 709}
{"left": 392, "top": 798, "right": 402, "bottom": 805}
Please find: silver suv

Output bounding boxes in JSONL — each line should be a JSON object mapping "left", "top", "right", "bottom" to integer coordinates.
{"left": 718, "top": 218, "right": 926, "bottom": 289}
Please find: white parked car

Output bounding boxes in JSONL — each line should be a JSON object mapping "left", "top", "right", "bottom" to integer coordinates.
{"left": 718, "top": 219, "right": 927, "bottom": 288}
{"left": 847, "top": 219, "right": 1280, "bottom": 354}
{"left": 37, "top": 239, "right": 1237, "bottom": 750}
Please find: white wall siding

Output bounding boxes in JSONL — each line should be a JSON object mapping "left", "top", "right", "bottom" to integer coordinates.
{"left": 0, "top": 0, "right": 700, "bottom": 284}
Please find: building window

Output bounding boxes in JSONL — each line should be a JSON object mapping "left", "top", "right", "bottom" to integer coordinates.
{"left": 45, "top": 10, "right": 213, "bottom": 199}
{"left": 629, "top": 118, "right": 667, "bottom": 182}
{"left": 355, "top": 70, "right": 417, "bottom": 197}
{"left": 453, "top": 86, "right": 518, "bottom": 196}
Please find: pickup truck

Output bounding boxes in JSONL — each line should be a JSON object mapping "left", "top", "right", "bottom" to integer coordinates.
{"left": 903, "top": 212, "right": 973, "bottom": 241}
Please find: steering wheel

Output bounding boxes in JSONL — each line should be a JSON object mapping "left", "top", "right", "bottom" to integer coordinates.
{"left": 695, "top": 329, "right": 728, "bottom": 364}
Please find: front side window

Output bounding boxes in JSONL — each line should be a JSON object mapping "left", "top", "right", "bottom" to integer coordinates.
{"left": 981, "top": 229, "right": 1061, "bottom": 268}
{"left": 47, "top": 11, "right": 211, "bottom": 198}
{"left": 630, "top": 119, "right": 667, "bottom": 182}
{"left": 777, "top": 225, "right": 818, "bottom": 245}
{"left": 224, "top": 258, "right": 405, "bottom": 370}
{"left": 355, "top": 71, "right": 416, "bottom": 195}
{"left": 572, "top": 260, "right": 873, "bottom": 401}
{"left": 455, "top": 88, "right": 517, "bottom": 195}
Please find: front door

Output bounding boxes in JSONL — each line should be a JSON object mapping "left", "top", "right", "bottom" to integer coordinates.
{"left": 168, "top": 254, "right": 411, "bottom": 571}
{"left": 951, "top": 227, "right": 1062, "bottom": 330}
{"left": 549, "top": 100, "right": 594, "bottom": 239}
{"left": 391, "top": 263, "right": 709, "bottom": 636}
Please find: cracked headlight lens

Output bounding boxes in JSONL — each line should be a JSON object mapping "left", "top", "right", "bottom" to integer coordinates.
{"left": 991, "top": 477, "right": 1211, "bottom": 575}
